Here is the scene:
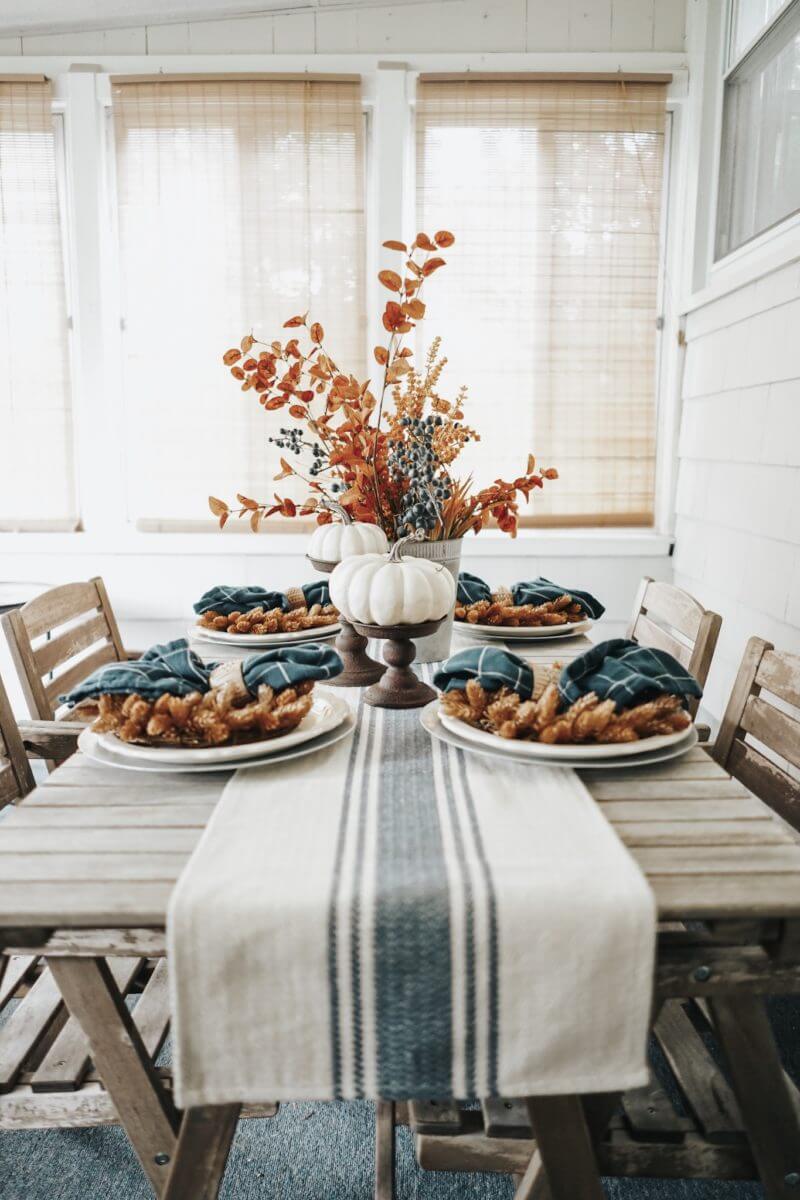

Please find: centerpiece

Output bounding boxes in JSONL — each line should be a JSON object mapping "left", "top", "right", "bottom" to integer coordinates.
{"left": 210, "top": 229, "right": 557, "bottom": 662}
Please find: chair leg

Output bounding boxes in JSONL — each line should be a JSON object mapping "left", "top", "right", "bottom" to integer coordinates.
{"left": 375, "top": 1101, "right": 396, "bottom": 1200}
{"left": 524, "top": 1096, "right": 605, "bottom": 1200}
{"left": 709, "top": 995, "right": 800, "bottom": 1199}
{"left": 163, "top": 1105, "right": 241, "bottom": 1200}
{"left": 48, "top": 957, "right": 180, "bottom": 1198}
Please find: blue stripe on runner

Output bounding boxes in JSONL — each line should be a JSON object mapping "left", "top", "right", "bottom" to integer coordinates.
{"left": 327, "top": 691, "right": 366, "bottom": 1100}
{"left": 456, "top": 751, "right": 500, "bottom": 1096}
{"left": 373, "top": 701, "right": 454, "bottom": 1099}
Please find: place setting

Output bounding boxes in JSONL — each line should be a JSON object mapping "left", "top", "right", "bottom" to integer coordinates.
{"left": 190, "top": 580, "right": 340, "bottom": 656}
{"left": 452, "top": 571, "right": 604, "bottom": 645}
{"left": 420, "top": 638, "right": 703, "bottom": 770}
{"left": 63, "top": 637, "right": 354, "bottom": 774}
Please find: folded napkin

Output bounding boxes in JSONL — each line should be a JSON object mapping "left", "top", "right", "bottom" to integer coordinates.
{"left": 456, "top": 572, "right": 605, "bottom": 618}
{"left": 62, "top": 638, "right": 342, "bottom": 706}
{"left": 194, "top": 581, "right": 330, "bottom": 616}
{"left": 433, "top": 646, "right": 534, "bottom": 698}
{"left": 558, "top": 639, "right": 703, "bottom": 710}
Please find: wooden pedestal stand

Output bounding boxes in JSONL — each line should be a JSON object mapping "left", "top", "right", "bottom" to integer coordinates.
{"left": 307, "top": 555, "right": 385, "bottom": 688}
{"left": 350, "top": 619, "right": 443, "bottom": 709}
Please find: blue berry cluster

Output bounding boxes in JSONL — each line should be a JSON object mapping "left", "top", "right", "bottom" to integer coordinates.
{"left": 268, "top": 427, "right": 327, "bottom": 478}
{"left": 388, "top": 415, "right": 452, "bottom": 534}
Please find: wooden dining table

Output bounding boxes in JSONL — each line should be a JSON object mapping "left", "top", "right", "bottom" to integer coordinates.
{"left": 2, "top": 639, "right": 800, "bottom": 1199}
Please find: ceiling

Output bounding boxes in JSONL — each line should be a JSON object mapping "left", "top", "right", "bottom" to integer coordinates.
{"left": 0, "top": 0, "right": 413, "bottom": 36}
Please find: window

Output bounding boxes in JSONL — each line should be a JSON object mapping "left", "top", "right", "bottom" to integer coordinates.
{"left": 416, "top": 78, "right": 668, "bottom": 525}
{"left": 111, "top": 77, "right": 366, "bottom": 526}
{"left": 0, "top": 79, "right": 76, "bottom": 530}
{"left": 717, "top": 0, "right": 800, "bottom": 257}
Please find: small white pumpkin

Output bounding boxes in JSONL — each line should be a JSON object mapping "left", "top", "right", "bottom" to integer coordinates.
{"left": 330, "top": 534, "right": 456, "bottom": 626}
{"left": 308, "top": 518, "right": 388, "bottom": 564}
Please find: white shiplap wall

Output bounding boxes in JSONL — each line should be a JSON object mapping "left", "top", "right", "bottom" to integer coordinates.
{"left": 674, "top": 258, "right": 800, "bottom": 719}
{"left": 0, "top": 0, "right": 685, "bottom": 55}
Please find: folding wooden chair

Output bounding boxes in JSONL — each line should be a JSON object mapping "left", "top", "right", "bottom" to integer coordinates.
{"left": 627, "top": 577, "right": 722, "bottom": 738}
{"left": 1, "top": 577, "right": 138, "bottom": 722}
{"left": 713, "top": 636, "right": 800, "bottom": 833}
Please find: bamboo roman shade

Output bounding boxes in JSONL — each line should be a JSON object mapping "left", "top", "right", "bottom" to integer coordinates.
{"left": 416, "top": 78, "right": 668, "bottom": 525}
{"left": 0, "top": 80, "right": 75, "bottom": 529}
{"left": 112, "top": 78, "right": 366, "bottom": 525}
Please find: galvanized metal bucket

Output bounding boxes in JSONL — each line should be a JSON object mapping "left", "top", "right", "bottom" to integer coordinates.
{"left": 399, "top": 536, "right": 463, "bottom": 663}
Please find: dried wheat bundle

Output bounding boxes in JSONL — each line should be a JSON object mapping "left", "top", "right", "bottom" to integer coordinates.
{"left": 92, "top": 680, "right": 315, "bottom": 747}
{"left": 197, "top": 602, "right": 339, "bottom": 636}
{"left": 441, "top": 680, "right": 690, "bottom": 744}
{"left": 454, "top": 593, "right": 583, "bottom": 628}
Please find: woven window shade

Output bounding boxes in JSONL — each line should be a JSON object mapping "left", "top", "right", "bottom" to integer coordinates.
{"left": 416, "top": 79, "right": 668, "bottom": 525}
{"left": 0, "top": 80, "right": 75, "bottom": 529}
{"left": 112, "top": 78, "right": 366, "bottom": 525}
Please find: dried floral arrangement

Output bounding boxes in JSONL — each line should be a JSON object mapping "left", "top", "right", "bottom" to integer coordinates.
{"left": 92, "top": 682, "right": 314, "bottom": 747}
{"left": 441, "top": 681, "right": 691, "bottom": 745}
{"left": 210, "top": 231, "right": 557, "bottom": 540}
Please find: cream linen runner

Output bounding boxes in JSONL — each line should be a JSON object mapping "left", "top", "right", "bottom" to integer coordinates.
{"left": 168, "top": 678, "right": 655, "bottom": 1107}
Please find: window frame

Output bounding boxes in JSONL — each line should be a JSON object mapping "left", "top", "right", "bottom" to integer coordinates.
{"left": 715, "top": 0, "right": 800, "bottom": 259}
{"left": 0, "top": 53, "right": 689, "bottom": 554}
{"left": 686, "top": 0, "right": 800, "bottom": 310}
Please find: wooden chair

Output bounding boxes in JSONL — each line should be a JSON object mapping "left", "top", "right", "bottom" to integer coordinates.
{"left": 713, "top": 636, "right": 800, "bottom": 833}
{"left": 0, "top": 670, "right": 35, "bottom": 806}
{"left": 1, "top": 577, "right": 136, "bottom": 722}
{"left": 627, "top": 578, "right": 722, "bottom": 733}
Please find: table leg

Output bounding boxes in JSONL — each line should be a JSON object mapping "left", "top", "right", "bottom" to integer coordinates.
{"left": 515, "top": 1093, "right": 618, "bottom": 1200}
{"left": 524, "top": 1096, "right": 605, "bottom": 1200}
{"left": 163, "top": 1105, "right": 242, "bottom": 1200}
{"left": 708, "top": 995, "right": 800, "bottom": 1198}
{"left": 375, "top": 1100, "right": 396, "bottom": 1200}
{"left": 48, "top": 956, "right": 180, "bottom": 1198}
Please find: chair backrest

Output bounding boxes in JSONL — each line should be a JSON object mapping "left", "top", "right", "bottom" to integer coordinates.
{"left": 626, "top": 577, "right": 722, "bottom": 716}
{"left": 713, "top": 637, "right": 800, "bottom": 832}
{"left": 1, "top": 577, "right": 125, "bottom": 720}
{"left": 0, "top": 671, "right": 34, "bottom": 806}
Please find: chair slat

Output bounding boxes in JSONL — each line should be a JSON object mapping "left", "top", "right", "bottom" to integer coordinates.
{"left": 728, "top": 740, "right": 800, "bottom": 834}
{"left": 641, "top": 580, "right": 705, "bottom": 641}
{"left": 19, "top": 582, "right": 102, "bottom": 641}
{"left": 0, "top": 968, "right": 64, "bottom": 1092}
{"left": 44, "top": 644, "right": 118, "bottom": 706}
{"left": 34, "top": 613, "right": 113, "bottom": 677}
{"left": 631, "top": 614, "right": 691, "bottom": 667}
{"left": 755, "top": 649, "right": 800, "bottom": 710}
{"left": 741, "top": 695, "right": 800, "bottom": 772}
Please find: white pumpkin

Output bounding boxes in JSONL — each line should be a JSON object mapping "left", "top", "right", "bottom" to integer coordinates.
{"left": 308, "top": 520, "right": 388, "bottom": 564}
{"left": 330, "top": 537, "right": 456, "bottom": 626}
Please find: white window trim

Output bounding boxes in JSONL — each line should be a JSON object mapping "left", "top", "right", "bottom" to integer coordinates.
{"left": 0, "top": 49, "right": 687, "bottom": 560}
{"left": 684, "top": 0, "right": 800, "bottom": 313}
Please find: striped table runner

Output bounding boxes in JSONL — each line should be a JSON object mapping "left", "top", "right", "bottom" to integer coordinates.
{"left": 169, "top": 668, "right": 656, "bottom": 1108}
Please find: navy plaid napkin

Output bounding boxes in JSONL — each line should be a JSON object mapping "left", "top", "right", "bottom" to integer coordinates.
{"left": 63, "top": 638, "right": 342, "bottom": 706}
{"left": 455, "top": 572, "right": 604, "bottom": 618}
{"left": 193, "top": 581, "right": 330, "bottom": 616}
{"left": 558, "top": 639, "right": 703, "bottom": 710}
{"left": 433, "top": 646, "right": 535, "bottom": 699}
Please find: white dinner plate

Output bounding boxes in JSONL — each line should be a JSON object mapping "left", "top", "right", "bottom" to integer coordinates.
{"left": 191, "top": 623, "right": 340, "bottom": 648}
{"left": 91, "top": 690, "right": 349, "bottom": 764}
{"left": 78, "top": 709, "right": 356, "bottom": 774}
{"left": 421, "top": 700, "right": 698, "bottom": 769}
{"left": 454, "top": 619, "right": 592, "bottom": 642}
{"left": 439, "top": 706, "right": 692, "bottom": 760}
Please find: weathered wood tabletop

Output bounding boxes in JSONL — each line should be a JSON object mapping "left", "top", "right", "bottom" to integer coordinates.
{"left": 2, "top": 742, "right": 799, "bottom": 930}
{"left": 3, "top": 649, "right": 800, "bottom": 1200}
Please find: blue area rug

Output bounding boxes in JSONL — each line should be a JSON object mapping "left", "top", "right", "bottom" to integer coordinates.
{"left": 1, "top": 996, "right": 797, "bottom": 1198}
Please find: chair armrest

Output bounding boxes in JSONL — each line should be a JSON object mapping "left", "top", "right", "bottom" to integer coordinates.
{"left": 18, "top": 720, "right": 81, "bottom": 764}
{"left": 695, "top": 723, "right": 711, "bottom": 743}
{"left": 125, "top": 648, "right": 144, "bottom": 660}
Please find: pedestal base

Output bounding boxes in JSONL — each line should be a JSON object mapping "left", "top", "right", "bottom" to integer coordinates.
{"left": 327, "top": 618, "right": 386, "bottom": 688}
{"left": 352, "top": 620, "right": 442, "bottom": 709}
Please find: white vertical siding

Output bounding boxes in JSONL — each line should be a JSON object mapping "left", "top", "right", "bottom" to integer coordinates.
{"left": 674, "top": 259, "right": 800, "bottom": 719}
